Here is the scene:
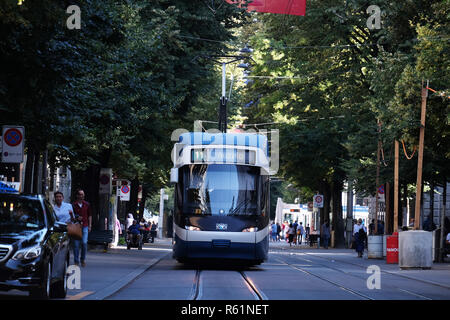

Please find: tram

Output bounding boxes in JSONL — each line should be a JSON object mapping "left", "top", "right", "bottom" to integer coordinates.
{"left": 171, "top": 132, "right": 270, "bottom": 265}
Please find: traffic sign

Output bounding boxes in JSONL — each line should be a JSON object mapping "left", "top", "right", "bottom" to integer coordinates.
{"left": 99, "top": 168, "right": 112, "bottom": 194}
{"left": 2, "top": 126, "right": 24, "bottom": 163}
{"left": 120, "top": 183, "right": 130, "bottom": 201}
{"left": 377, "top": 185, "right": 385, "bottom": 203}
{"left": 313, "top": 194, "right": 324, "bottom": 208}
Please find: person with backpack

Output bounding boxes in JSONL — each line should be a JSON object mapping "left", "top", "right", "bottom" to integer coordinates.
{"left": 353, "top": 218, "right": 367, "bottom": 258}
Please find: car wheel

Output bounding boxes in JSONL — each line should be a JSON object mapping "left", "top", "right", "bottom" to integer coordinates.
{"left": 51, "top": 258, "right": 68, "bottom": 298}
{"left": 29, "top": 260, "right": 51, "bottom": 299}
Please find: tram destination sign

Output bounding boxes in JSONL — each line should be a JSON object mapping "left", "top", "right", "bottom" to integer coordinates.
{"left": 191, "top": 148, "right": 256, "bottom": 165}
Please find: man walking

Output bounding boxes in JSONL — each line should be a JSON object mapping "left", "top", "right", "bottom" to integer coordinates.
{"left": 72, "top": 189, "right": 92, "bottom": 267}
{"left": 297, "top": 222, "right": 305, "bottom": 245}
{"left": 53, "top": 191, "right": 74, "bottom": 223}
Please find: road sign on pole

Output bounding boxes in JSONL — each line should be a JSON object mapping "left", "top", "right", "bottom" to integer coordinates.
{"left": 377, "top": 185, "right": 385, "bottom": 203}
{"left": 313, "top": 194, "right": 324, "bottom": 208}
{"left": 99, "top": 168, "right": 112, "bottom": 194}
{"left": 2, "top": 126, "right": 25, "bottom": 163}
{"left": 120, "top": 185, "right": 130, "bottom": 201}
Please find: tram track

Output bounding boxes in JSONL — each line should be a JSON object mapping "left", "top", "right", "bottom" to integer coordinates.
{"left": 190, "top": 269, "right": 267, "bottom": 300}
{"left": 302, "top": 251, "right": 450, "bottom": 291}
{"left": 274, "top": 257, "right": 374, "bottom": 300}
{"left": 274, "top": 251, "right": 437, "bottom": 300}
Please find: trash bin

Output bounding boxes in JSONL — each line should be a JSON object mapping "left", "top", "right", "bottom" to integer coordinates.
{"left": 386, "top": 232, "right": 399, "bottom": 264}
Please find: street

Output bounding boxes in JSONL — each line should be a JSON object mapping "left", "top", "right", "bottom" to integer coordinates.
{"left": 1, "top": 239, "right": 448, "bottom": 301}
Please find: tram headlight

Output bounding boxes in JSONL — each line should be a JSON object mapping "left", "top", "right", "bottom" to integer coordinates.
{"left": 185, "top": 226, "right": 201, "bottom": 231}
{"left": 242, "top": 227, "right": 258, "bottom": 232}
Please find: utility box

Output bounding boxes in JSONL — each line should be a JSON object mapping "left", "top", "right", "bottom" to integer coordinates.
{"left": 399, "top": 230, "right": 433, "bottom": 269}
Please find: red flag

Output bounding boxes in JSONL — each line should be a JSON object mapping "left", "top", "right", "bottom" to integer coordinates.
{"left": 226, "top": 0, "right": 306, "bottom": 16}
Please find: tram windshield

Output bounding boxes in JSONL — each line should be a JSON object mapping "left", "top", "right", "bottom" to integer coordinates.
{"left": 180, "top": 164, "right": 264, "bottom": 216}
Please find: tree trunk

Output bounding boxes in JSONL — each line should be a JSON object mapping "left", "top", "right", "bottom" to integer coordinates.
{"left": 331, "top": 180, "right": 345, "bottom": 248}
{"left": 429, "top": 181, "right": 434, "bottom": 223}
{"left": 32, "top": 150, "right": 40, "bottom": 193}
{"left": 24, "top": 149, "right": 34, "bottom": 193}
{"left": 41, "top": 150, "right": 48, "bottom": 198}
{"left": 126, "top": 176, "right": 139, "bottom": 220}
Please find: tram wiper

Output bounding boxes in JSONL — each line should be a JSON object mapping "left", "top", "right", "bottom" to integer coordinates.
{"left": 228, "top": 198, "right": 251, "bottom": 215}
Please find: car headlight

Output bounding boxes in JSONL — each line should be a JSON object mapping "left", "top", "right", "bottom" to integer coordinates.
{"left": 185, "top": 226, "right": 201, "bottom": 231}
{"left": 242, "top": 227, "right": 258, "bottom": 232}
{"left": 12, "top": 246, "right": 42, "bottom": 261}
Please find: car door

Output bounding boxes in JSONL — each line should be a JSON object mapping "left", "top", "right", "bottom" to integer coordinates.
{"left": 43, "top": 200, "right": 65, "bottom": 279}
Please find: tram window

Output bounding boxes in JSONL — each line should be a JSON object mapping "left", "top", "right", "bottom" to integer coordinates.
{"left": 181, "top": 164, "right": 265, "bottom": 216}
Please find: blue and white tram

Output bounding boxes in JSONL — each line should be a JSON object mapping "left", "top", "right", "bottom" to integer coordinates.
{"left": 171, "top": 132, "right": 270, "bottom": 265}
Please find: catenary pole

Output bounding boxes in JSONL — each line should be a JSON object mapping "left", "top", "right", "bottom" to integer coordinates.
{"left": 394, "top": 140, "right": 399, "bottom": 233}
{"left": 414, "top": 81, "right": 428, "bottom": 230}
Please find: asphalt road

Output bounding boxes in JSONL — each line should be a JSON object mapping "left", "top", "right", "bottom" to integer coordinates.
{"left": 1, "top": 239, "right": 449, "bottom": 300}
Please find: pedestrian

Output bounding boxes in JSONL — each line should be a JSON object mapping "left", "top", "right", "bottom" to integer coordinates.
{"left": 276, "top": 223, "right": 281, "bottom": 241}
{"left": 377, "top": 220, "right": 385, "bottom": 235}
{"left": 271, "top": 222, "right": 277, "bottom": 242}
{"left": 297, "top": 222, "right": 305, "bottom": 245}
{"left": 423, "top": 216, "right": 436, "bottom": 231}
{"left": 305, "top": 224, "right": 310, "bottom": 242}
{"left": 288, "top": 223, "right": 296, "bottom": 247}
{"left": 127, "top": 220, "right": 143, "bottom": 248}
{"left": 114, "top": 217, "right": 122, "bottom": 246}
{"left": 150, "top": 221, "right": 157, "bottom": 243}
{"left": 293, "top": 220, "right": 298, "bottom": 235}
{"left": 353, "top": 218, "right": 367, "bottom": 258}
{"left": 52, "top": 191, "right": 74, "bottom": 223}
{"left": 284, "top": 221, "right": 290, "bottom": 242}
{"left": 72, "top": 189, "right": 93, "bottom": 267}
{"left": 126, "top": 213, "right": 134, "bottom": 230}
{"left": 321, "top": 221, "right": 330, "bottom": 249}
{"left": 369, "top": 219, "right": 375, "bottom": 235}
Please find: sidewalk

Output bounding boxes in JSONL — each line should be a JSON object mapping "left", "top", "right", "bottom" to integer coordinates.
{"left": 268, "top": 240, "right": 450, "bottom": 289}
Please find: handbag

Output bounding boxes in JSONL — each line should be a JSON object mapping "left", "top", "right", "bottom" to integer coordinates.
{"left": 67, "top": 222, "right": 83, "bottom": 240}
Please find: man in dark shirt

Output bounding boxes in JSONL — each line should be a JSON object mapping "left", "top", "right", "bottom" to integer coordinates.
{"left": 72, "top": 189, "right": 92, "bottom": 267}
{"left": 127, "top": 220, "right": 143, "bottom": 248}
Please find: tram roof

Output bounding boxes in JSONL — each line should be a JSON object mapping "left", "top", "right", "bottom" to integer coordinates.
{"left": 178, "top": 132, "right": 268, "bottom": 150}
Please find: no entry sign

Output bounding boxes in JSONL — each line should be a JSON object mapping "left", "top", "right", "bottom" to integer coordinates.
{"left": 313, "top": 194, "right": 324, "bottom": 208}
{"left": 99, "top": 168, "right": 112, "bottom": 194}
{"left": 2, "top": 126, "right": 25, "bottom": 163}
{"left": 120, "top": 184, "right": 130, "bottom": 201}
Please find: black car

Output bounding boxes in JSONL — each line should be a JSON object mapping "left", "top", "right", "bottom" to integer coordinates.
{"left": 0, "top": 193, "right": 70, "bottom": 299}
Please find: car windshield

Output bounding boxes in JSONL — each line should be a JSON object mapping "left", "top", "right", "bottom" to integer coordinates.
{"left": 0, "top": 195, "right": 45, "bottom": 230}
{"left": 181, "top": 164, "right": 261, "bottom": 216}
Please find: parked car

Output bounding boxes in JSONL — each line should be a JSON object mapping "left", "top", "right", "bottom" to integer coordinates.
{"left": 0, "top": 193, "right": 70, "bottom": 299}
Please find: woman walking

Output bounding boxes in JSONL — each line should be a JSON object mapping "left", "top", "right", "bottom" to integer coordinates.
{"left": 288, "top": 223, "right": 296, "bottom": 247}
{"left": 353, "top": 218, "right": 367, "bottom": 257}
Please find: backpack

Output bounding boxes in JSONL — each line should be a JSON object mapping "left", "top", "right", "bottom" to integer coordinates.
{"left": 358, "top": 227, "right": 366, "bottom": 239}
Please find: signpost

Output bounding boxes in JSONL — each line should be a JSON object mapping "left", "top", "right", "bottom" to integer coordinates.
{"left": 2, "top": 126, "right": 25, "bottom": 163}
{"left": 313, "top": 194, "right": 324, "bottom": 208}
{"left": 120, "top": 184, "right": 130, "bottom": 201}
{"left": 99, "top": 168, "right": 112, "bottom": 194}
